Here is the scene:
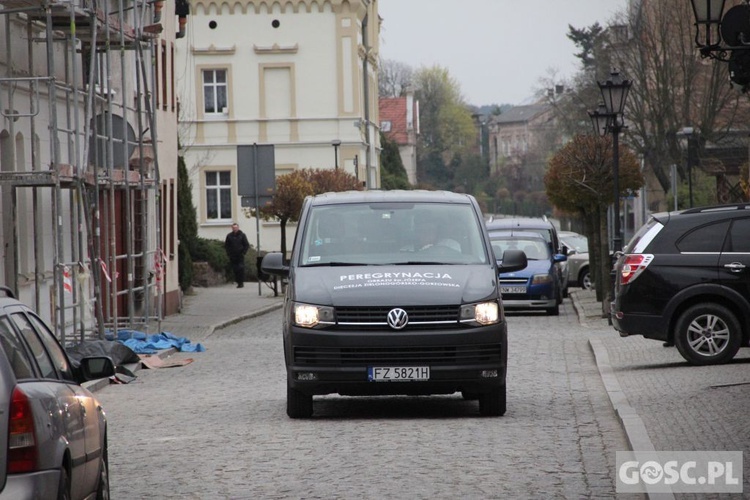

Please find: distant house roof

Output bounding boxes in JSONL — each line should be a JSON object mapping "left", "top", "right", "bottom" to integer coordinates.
{"left": 492, "top": 104, "right": 550, "bottom": 125}
{"left": 379, "top": 96, "right": 415, "bottom": 145}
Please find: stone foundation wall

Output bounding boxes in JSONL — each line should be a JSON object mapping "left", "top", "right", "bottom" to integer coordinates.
{"left": 192, "top": 261, "right": 227, "bottom": 287}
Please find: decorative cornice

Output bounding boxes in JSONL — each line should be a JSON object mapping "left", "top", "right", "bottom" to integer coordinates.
{"left": 358, "top": 44, "right": 377, "bottom": 66}
{"left": 192, "top": 44, "right": 237, "bottom": 55}
{"left": 254, "top": 43, "right": 299, "bottom": 54}
{"left": 191, "top": 0, "right": 368, "bottom": 18}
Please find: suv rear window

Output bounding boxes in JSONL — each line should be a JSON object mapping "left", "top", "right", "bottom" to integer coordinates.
{"left": 728, "top": 218, "right": 750, "bottom": 252}
{"left": 676, "top": 221, "right": 729, "bottom": 253}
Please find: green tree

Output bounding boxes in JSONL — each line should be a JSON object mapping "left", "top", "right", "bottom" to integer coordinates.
{"left": 379, "top": 131, "right": 411, "bottom": 189}
{"left": 177, "top": 152, "right": 198, "bottom": 291}
{"left": 413, "top": 65, "right": 476, "bottom": 188}
{"left": 545, "top": 134, "right": 643, "bottom": 305}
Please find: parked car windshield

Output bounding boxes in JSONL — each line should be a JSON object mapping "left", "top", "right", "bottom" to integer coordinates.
{"left": 299, "top": 202, "right": 489, "bottom": 266}
{"left": 562, "top": 234, "right": 588, "bottom": 254}
{"left": 490, "top": 236, "right": 551, "bottom": 261}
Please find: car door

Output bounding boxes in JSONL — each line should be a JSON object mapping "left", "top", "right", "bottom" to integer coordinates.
{"left": 8, "top": 309, "right": 89, "bottom": 499}
{"left": 27, "top": 313, "right": 104, "bottom": 495}
{"left": 718, "top": 217, "right": 750, "bottom": 307}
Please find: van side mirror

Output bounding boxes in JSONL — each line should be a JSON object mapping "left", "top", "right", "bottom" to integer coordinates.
{"left": 261, "top": 252, "right": 290, "bottom": 278}
{"left": 497, "top": 249, "right": 527, "bottom": 273}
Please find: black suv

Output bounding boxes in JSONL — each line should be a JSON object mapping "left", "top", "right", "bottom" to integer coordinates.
{"left": 612, "top": 204, "right": 750, "bottom": 365}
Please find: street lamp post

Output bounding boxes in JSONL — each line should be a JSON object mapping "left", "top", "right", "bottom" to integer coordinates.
{"left": 331, "top": 139, "right": 341, "bottom": 169}
{"left": 588, "top": 69, "right": 632, "bottom": 253}
{"left": 677, "top": 127, "right": 696, "bottom": 208}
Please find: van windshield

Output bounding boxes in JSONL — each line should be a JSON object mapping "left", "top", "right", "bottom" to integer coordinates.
{"left": 299, "top": 202, "right": 489, "bottom": 266}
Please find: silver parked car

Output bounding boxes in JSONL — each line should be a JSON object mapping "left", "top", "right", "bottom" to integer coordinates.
{"left": 559, "top": 231, "right": 592, "bottom": 290}
{"left": 0, "top": 286, "right": 115, "bottom": 499}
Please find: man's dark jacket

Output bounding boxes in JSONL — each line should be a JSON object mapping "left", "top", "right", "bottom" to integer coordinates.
{"left": 225, "top": 230, "right": 250, "bottom": 261}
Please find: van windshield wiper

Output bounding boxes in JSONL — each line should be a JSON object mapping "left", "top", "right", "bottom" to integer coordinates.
{"left": 389, "top": 261, "right": 449, "bottom": 266}
{"left": 302, "top": 261, "right": 371, "bottom": 267}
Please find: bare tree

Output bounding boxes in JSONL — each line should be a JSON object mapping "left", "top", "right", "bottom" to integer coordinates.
{"left": 378, "top": 59, "right": 414, "bottom": 97}
{"left": 615, "top": 0, "right": 750, "bottom": 195}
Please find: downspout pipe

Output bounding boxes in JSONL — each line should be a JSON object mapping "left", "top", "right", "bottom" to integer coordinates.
{"left": 176, "top": 0, "right": 189, "bottom": 38}
{"left": 362, "top": 12, "right": 372, "bottom": 188}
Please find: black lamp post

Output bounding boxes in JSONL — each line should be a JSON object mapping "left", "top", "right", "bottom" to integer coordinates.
{"left": 588, "top": 69, "right": 632, "bottom": 253}
{"left": 331, "top": 139, "right": 341, "bottom": 169}
{"left": 677, "top": 127, "right": 696, "bottom": 208}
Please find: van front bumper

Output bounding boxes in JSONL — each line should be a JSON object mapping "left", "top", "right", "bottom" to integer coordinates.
{"left": 286, "top": 324, "right": 507, "bottom": 396}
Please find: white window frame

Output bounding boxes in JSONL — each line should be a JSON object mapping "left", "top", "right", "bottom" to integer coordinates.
{"left": 205, "top": 170, "right": 232, "bottom": 221}
{"left": 203, "top": 69, "right": 228, "bottom": 114}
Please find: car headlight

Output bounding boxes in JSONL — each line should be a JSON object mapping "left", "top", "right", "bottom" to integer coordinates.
{"left": 460, "top": 301, "right": 499, "bottom": 325}
{"left": 293, "top": 303, "right": 335, "bottom": 328}
{"left": 531, "top": 274, "right": 553, "bottom": 285}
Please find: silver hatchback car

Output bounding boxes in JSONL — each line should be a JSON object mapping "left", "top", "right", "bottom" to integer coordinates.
{"left": 0, "top": 286, "right": 115, "bottom": 499}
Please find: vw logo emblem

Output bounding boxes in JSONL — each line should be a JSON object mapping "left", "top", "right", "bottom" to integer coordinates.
{"left": 387, "top": 308, "right": 409, "bottom": 330}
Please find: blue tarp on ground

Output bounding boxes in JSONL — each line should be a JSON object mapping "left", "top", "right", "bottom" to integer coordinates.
{"left": 113, "top": 330, "right": 206, "bottom": 354}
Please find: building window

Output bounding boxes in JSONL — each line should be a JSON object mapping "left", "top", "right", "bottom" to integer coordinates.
{"left": 205, "top": 171, "right": 232, "bottom": 220}
{"left": 381, "top": 120, "right": 392, "bottom": 132}
{"left": 203, "top": 69, "right": 227, "bottom": 114}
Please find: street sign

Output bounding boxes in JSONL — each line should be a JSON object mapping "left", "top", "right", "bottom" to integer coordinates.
{"left": 237, "top": 144, "right": 275, "bottom": 206}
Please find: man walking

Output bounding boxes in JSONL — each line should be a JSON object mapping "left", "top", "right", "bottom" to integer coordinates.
{"left": 225, "top": 223, "right": 250, "bottom": 288}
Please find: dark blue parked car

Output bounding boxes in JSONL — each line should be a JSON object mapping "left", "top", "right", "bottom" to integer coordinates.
{"left": 489, "top": 231, "right": 567, "bottom": 316}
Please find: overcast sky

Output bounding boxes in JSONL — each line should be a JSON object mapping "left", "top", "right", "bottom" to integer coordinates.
{"left": 378, "top": 0, "right": 628, "bottom": 107}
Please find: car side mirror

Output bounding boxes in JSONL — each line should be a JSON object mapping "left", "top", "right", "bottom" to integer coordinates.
{"left": 497, "top": 249, "right": 527, "bottom": 273}
{"left": 79, "top": 356, "right": 116, "bottom": 381}
{"left": 261, "top": 252, "right": 290, "bottom": 278}
{"left": 553, "top": 254, "right": 568, "bottom": 263}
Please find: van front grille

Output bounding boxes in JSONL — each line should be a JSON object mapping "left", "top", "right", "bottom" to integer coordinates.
{"left": 336, "top": 305, "right": 460, "bottom": 324}
{"left": 293, "top": 344, "right": 502, "bottom": 366}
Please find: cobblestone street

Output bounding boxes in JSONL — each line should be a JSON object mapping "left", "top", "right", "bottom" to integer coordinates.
{"left": 97, "top": 300, "right": 631, "bottom": 498}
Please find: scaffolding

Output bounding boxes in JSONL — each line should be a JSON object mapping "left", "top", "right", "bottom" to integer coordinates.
{"left": 0, "top": 0, "right": 165, "bottom": 345}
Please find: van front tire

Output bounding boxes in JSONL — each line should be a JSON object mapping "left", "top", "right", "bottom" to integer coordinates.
{"left": 478, "top": 384, "right": 506, "bottom": 417}
{"left": 287, "top": 385, "right": 313, "bottom": 418}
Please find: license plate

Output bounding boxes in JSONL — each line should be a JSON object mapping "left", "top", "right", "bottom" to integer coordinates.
{"left": 501, "top": 285, "right": 526, "bottom": 294}
{"left": 368, "top": 366, "right": 430, "bottom": 382}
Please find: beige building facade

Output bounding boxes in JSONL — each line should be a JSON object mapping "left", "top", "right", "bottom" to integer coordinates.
{"left": 177, "top": 0, "right": 381, "bottom": 254}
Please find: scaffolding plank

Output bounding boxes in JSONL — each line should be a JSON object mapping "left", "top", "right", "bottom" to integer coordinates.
{"left": 0, "top": 171, "right": 58, "bottom": 186}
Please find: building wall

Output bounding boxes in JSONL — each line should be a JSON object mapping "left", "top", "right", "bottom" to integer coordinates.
{"left": 177, "top": 0, "right": 380, "bottom": 254}
{"left": 0, "top": 0, "right": 181, "bottom": 330}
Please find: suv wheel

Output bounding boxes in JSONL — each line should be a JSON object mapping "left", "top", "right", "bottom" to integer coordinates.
{"left": 673, "top": 304, "right": 742, "bottom": 365}
{"left": 287, "top": 384, "right": 313, "bottom": 419}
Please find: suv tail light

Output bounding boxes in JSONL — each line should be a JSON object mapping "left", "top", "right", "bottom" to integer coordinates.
{"left": 620, "top": 254, "right": 654, "bottom": 285}
{"left": 7, "top": 386, "right": 38, "bottom": 473}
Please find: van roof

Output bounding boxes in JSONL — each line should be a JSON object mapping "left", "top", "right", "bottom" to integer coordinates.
{"left": 309, "top": 190, "right": 475, "bottom": 206}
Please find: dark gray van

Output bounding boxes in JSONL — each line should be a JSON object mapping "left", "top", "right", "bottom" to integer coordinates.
{"left": 261, "top": 190, "right": 526, "bottom": 418}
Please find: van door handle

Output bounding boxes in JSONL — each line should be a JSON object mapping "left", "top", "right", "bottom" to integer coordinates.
{"left": 724, "top": 262, "right": 746, "bottom": 272}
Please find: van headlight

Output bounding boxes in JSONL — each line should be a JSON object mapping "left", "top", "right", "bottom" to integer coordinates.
{"left": 460, "top": 301, "right": 499, "bottom": 325}
{"left": 293, "top": 303, "right": 335, "bottom": 328}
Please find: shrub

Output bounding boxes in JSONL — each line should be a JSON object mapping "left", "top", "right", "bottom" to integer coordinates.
{"left": 192, "top": 237, "right": 260, "bottom": 282}
{"left": 193, "top": 238, "right": 231, "bottom": 278}
{"left": 177, "top": 241, "right": 193, "bottom": 291}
